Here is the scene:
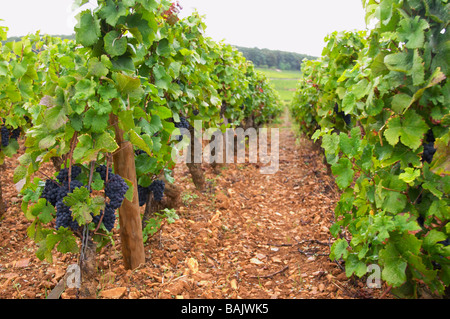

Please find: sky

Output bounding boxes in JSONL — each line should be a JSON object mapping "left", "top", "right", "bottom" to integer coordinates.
{"left": 0, "top": 0, "right": 368, "bottom": 57}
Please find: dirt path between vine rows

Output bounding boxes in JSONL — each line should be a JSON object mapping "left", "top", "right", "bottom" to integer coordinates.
{"left": 0, "top": 113, "right": 390, "bottom": 299}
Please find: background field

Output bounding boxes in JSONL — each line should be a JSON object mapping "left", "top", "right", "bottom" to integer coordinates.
{"left": 256, "top": 68, "right": 302, "bottom": 105}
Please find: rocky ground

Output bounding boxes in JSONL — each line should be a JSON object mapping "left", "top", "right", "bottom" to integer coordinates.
{"left": 0, "top": 116, "right": 391, "bottom": 300}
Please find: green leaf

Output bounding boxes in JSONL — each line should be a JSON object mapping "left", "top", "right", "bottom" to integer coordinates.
{"left": 399, "top": 167, "right": 420, "bottom": 185}
{"left": 73, "top": 78, "right": 96, "bottom": 101}
{"left": 384, "top": 110, "right": 428, "bottom": 150}
{"left": 397, "top": 16, "right": 429, "bottom": 49}
{"left": 45, "top": 106, "right": 68, "bottom": 131}
{"left": 156, "top": 38, "right": 171, "bottom": 57}
{"left": 128, "top": 129, "right": 152, "bottom": 155}
{"left": 339, "top": 128, "right": 361, "bottom": 158}
{"left": 88, "top": 58, "right": 109, "bottom": 77}
{"left": 118, "top": 110, "right": 135, "bottom": 132}
{"left": 345, "top": 254, "right": 367, "bottom": 278}
{"left": 384, "top": 52, "right": 412, "bottom": 73}
{"left": 330, "top": 238, "right": 349, "bottom": 260}
{"left": 391, "top": 93, "right": 412, "bottom": 114}
{"left": 83, "top": 109, "right": 109, "bottom": 133}
{"left": 114, "top": 72, "right": 143, "bottom": 97}
{"left": 380, "top": 242, "right": 407, "bottom": 287}
{"left": 96, "top": 132, "right": 119, "bottom": 153}
{"left": 136, "top": 0, "right": 158, "bottom": 11}
{"left": 75, "top": 10, "right": 101, "bottom": 47}
{"left": 99, "top": 0, "right": 127, "bottom": 27}
{"left": 122, "top": 177, "right": 134, "bottom": 202}
{"left": 342, "top": 92, "right": 356, "bottom": 114}
{"left": 331, "top": 158, "right": 354, "bottom": 189}
{"left": 53, "top": 228, "right": 79, "bottom": 254}
{"left": 29, "top": 198, "right": 55, "bottom": 224}
{"left": 423, "top": 229, "right": 447, "bottom": 251}
{"left": 104, "top": 30, "right": 128, "bottom": 57}
{"left": 135, "top": 153, "right": 157, "bottom": 175}
{"left": 127, "top": 12, "right": 155, "bottom": 46}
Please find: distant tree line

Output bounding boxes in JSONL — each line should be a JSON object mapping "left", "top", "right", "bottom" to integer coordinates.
{"left": 4, "top": 35, "right": 315, "bottom": 72}
{"left": 234, "top": 46, "right": 316, "bottom": 71}
{"left": 3, "top": 34, "right": 76, "bottom": 44}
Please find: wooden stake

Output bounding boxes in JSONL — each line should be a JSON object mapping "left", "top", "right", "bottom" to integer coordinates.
{"left": 110, "top": 114, "right": 146, "bottom": 270}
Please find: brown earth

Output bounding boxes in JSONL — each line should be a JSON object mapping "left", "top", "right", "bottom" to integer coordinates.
{"left": 0, "top": 115, "right": 391, "bottom": 300}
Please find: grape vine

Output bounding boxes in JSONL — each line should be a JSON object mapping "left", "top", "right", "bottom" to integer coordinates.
{"left": 291, "top": 0, "right": 449, "bottom": 297}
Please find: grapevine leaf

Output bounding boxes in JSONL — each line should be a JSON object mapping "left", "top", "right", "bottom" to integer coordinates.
{"left": 72, "top": 0, "right": 89, "bottom": 10}
{"left": 345, "top": 254, "right": 367, "bottom": 278}
{"left": 88, "top": 58, "right": 109, "bottom": 78}
{"left": 96, "top": 132, "right": 119, "bottom": 153}
{"left": 342, "top": 92, "right": 356, "bottom": 114}
{"left": 423, "top": 229, "right": 447, "bottom": 251}
{"left": 73, "top": 78, "right": 96, "bottom": 101}
{"left": 122, "top": 177, "right": 134, "bottom": 202}
{"left": 114, "top": 72, "right": 143, "bottom": 97}
{"left": 380, "top": 242, "right": 407, "bottom": 287}
{"left": 398, "top": 167, "right": 420, "bottom": 185}
{"left": 156, "top": 38, "right": 172, "bottom": 57}
{"left": 127, "top": 13, "right": 156, "bottom": 46}
{"left": 135, "top": 153, "right": 157, "bottom": 175}
{"left": 53, "top": 228, "right": 79, "bottom": 254}
{"left": 384, "top": 110, "right": 428, "bottom": 150}
{"left": 75, "top": 10, "right": 101, "bottom": 47}
{"left": 331, "top": 158, "right": 354, "bottom": 189}
{"left": 29, "top": 199, "right": 55, "bottom": 224}
{"left": 330, "top": 238, "right": 349, "bottom": 260}
{"left": 135, "top": 0, "right": 158, "bottom": 11}
{"left": 384, "top": 51, "right": 412, "bottom": 73}
{"left": 391, "top": 93, "right": 412, "bottom": 114}
{"left": 128, "top": 129, "right": 152, "bottom": 155}
{"left": 397, "top": 16, "right": 429, "bottom": 49}
{"left": 104, "top": 31, "right": 128, "bottom": 57}
{"left": 83, "top": 109, "right": 109, "bottom": 133}
{"left": 430, "top": 131, "right": 450, "bottom": 176}
{"left": 99, "top": 0, "right": 127, "bottom": 27}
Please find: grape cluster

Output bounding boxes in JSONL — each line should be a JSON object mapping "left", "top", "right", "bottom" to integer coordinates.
{"left": 41, "top": 167, "right": 84, "bottom": 230}
{"left": 137, "top": 180, "right": 165, "bottom": 206}
{"left": 138, "top": 184, "right": 150, "bottom": 206}
{"left": 422, "top": 130, "right": 436, "bottom": 164}
{"left": 54, "top": 180, "right": 84, "bottom": 230}
{"left": 0, "top": 125, "right": 22, "bottom": 147}
{"left": 1, "top": 126, "right": 9, "bottom": 147}
{"left": 150, "top": 180, "right": 165, "bottom": 202}
{"left": 95, "top": 165, "right": 129, "bottom": 231}
{"left": 334, "top": 104, "right": 351, "bottom": 126}
{"left": 41, "top": 165, "right": 128, "bottom": 232}
{"left": 174, "top": 116, "right": 191, "bottom": 141}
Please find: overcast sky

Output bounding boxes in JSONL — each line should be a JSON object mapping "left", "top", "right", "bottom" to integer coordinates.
{"left": 1, "top": 0, "right": 368, "bottom": 57}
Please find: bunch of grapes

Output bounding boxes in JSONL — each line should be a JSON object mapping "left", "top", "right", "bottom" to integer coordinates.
{"left": 174, "top": 116, "right": 191, "bottom": 141}
{"left": 41, "top": 178, "right": 84, "bottom": 230}
{"left": 149, "top": 180, "right": 165, "bottom": 202}
{"left": 41, "top": 165, "right": 128, "bottom": 232}
{"left": 1, "top": 126, "right": 10, "bottom": 147}
{"left": 138, "top": 184, "right": 150, "bottom": 206}
{"left": 137, "top": 179, "right": 165, "bottom": 206}
{"left": 54, "top": 180, "right": 84, "bottom": 230}
{"left": 95, "top": 165, "right": 129, "bottom": 231}
{"left": 0, "top": 125, "right": 22, "bottom": 148}
{"left": 334, "top": 104, "right": 351, "bottom": 126}
{"left": 422, "top": 130, "right": 436, "bottom": 164}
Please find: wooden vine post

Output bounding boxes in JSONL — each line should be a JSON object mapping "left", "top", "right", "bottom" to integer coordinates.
{"left": 110, "top": 114, "right": 145, "bottom": 269}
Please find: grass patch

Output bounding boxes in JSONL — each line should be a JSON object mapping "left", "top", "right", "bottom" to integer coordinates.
{"left": 256, "top": 67, "right": 301, "bottom": 104}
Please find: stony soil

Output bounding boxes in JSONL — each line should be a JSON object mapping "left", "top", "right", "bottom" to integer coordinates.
{"left": 0, "top": 116, "right": 391, "bottom": 299}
